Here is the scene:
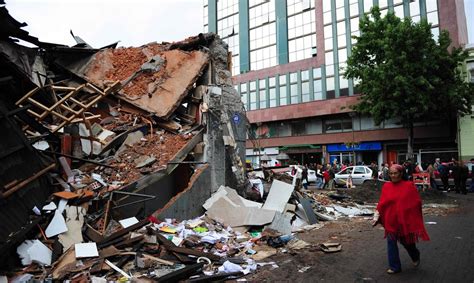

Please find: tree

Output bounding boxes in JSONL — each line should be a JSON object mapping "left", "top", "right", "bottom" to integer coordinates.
{"left": 345, "top": 7, "right": 474, "bottom": 160}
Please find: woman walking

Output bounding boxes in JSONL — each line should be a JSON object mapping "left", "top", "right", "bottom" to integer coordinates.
{"left": 372, "top": 164, "right": 430, "bottom": 274}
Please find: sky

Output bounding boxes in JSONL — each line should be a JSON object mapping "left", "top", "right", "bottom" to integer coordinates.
{"left": 5, "top": 0, "right": 204, "bottom": 48}
{"left": 4, "top": 0, "right": 474, "bottom": 48}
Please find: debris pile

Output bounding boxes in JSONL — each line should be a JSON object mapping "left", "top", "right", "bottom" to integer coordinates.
{"left": 0, "top": 5, "right": 250, "bottom": 281}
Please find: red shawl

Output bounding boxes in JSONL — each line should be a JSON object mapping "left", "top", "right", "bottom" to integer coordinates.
{"left": 377, "top": 180, "right": 430, "bottom": 244}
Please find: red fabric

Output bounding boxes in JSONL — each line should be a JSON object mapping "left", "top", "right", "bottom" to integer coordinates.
{"left": 323, "top": 171, "right": 330, "bottom": 182}
{"left": 376, "top": 180, "right": 430, "bottom": 244}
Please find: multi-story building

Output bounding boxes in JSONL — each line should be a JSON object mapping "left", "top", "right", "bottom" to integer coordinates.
{"left": 204, "top": 0, "right": 468, "bottom": 167}
{"left": 458, "top": 43, "right": 474, "bottom": 164}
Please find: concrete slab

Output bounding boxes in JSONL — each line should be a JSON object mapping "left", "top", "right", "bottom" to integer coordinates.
{"left": 262, "top": 180, "right": 294, "bottom": 213}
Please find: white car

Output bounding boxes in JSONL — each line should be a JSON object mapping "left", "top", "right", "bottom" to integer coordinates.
{"left": 286, "top": 165, "right": 317, "bottom": 184}
{"left": 335, "top": 166, "right": 374, "bottom": 186}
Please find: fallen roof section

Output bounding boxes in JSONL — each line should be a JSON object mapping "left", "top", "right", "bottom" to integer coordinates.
{"left": 72, "top": 46, "right": 210, "bottom": 119}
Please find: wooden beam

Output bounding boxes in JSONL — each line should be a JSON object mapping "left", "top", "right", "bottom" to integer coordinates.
{"left": 1, "top": 163, "right": 56, "bottom": 198}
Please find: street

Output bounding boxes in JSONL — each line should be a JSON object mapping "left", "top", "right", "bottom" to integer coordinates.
{"left": 248, "top": 192, "right": 474, "bottom": 282}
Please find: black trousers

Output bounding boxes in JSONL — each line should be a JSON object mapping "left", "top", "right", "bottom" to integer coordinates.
{"left": 441, "top": 176, "right": 449, "bottom": 190}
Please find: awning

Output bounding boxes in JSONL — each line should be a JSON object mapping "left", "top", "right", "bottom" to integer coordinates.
{"left": 279, "top": 144, "right": 322, "bottom": 154}
{"left": 327, "top": 142, "right": 382, "bottom": 152}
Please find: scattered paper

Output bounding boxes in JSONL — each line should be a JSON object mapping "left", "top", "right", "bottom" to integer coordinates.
{"left": 171, "top": 236, "right": 184, "bottom": 246}
{"left": 17, "top": 240, "right": 52, "bottom": 266}
{"left": 45, "top": 210, "right": 68, "bottom": 238}
{"left": 32, "top": 140, "right": 49, "bottom": 150}
{"left": 75, "top": 243, "right": 99, "bottom": 258}
{"left": 119, "top": 217, "right": 139, "bottom": 228}
{"left": 425, "top": 221, "right": 437, "bottom": 225}
{"left": 42, "top": 202, "right": 57, "bottom": 211}
{"left": 218, "top": 260, "right": 243, "bottom": 273}
{"left": 298, "top": 266, "right": 311, "bottom": 273}
{"left": 32, "top": 206, "right": 41, "bottom": 216}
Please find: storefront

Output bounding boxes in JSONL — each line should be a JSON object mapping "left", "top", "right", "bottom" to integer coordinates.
{"left": 326, "top": 142, "right": 383, "bottom": 165}
{"left": 279, "top": 144, "right": 323, "bottom": 166}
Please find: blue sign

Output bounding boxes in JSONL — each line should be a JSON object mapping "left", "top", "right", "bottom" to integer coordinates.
{"left": 232, "top": 113, "right": 241, "bottom": 124}
{"left": 327, "top": 142, "right": 382, "bottom": 152}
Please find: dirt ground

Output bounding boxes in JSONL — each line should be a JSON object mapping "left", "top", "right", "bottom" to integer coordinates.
{"left": 245, "top": 186, "right": 470, "bottom": 282}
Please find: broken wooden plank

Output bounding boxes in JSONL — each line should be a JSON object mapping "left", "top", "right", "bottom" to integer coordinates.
{"left": 97, "top": 219, "right": 149, "bottom": 247}
{"left": 148, "top": 228, "right": 221, "bottom": 261}
{"left": 1, "top": 163, "right": 56, "bottom": 198}
{"left": 156, "top": 262, "right": 204, "bottom": 282}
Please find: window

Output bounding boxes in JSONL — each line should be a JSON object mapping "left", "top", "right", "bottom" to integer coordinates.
{"left": 354, "top": 167, "right": 365, "bottom": 175}
{"left": 249, "top": 81, "right": 257, "bottom": 110}
{"left": 258, "top": 79, "right": 267, "bottom": 109}
{"left": 203, "top": 0, "right": 208, "bottom": 32}
{"left": 287, "top": 0, "right": 317, "bottom": 62}
{"left": 301, "top": 70, "right": 310, "bottom": 102}
{"left": 269, "top": 77, "right": 276, "bottom": 107}
{"left": 249, "top": 0, "right": 277, "bottom": 71}
{"left": 324, "top": 115, "right": 352, "bottom": 133}
{"left": 279, "top": 74, "right": 288, "bottom": 106}
{"left": 339, "top": 167, "right": 353, "bottom": 175}
{"left": 240, "top": 83, "right": 248, "bottom": 109}
{"left": 217, "top": 0, "right": 239, "bottom": 74}
{"left": 291, "top": 120, "right": 306, "bottom": 136}
{"left": 290, "top": 72, "right": 298, "bottom": 104}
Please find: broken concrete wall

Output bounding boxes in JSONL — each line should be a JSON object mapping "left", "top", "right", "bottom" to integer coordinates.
{"left": 200, "top": 37, "right": 248, "bottom": 195}
{"left": 154, "top": 165, "right": 211, "bottom": 220}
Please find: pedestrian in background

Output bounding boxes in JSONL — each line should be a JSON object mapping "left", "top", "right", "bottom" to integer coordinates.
{"left": 372, "top": 164, "right": 430, "bottom": 274}
{"left": 452, "top": 159, "right": 461, "bottom": 194}
{"left": 438, "top": 162, "right": 450, "bottom": 190}
{"left": 382, "top": 163, "right": 390, "bottom": 181}
{"left": 427, "top": 164, "right": 437, "bottom": 190}
{"left": 459, "top": 161, "right": 469, "bottom": 195}
{"left": 301, "top": 166, "right": 309, "bottom": 190}
{"left": 316, "top": 164, "right": 324, "bottom": 189}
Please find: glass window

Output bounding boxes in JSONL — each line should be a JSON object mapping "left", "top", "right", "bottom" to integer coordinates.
{"left": 288, "top": 5, "right": 317, "bottom": 62}
{"left": 313, "top": 68, "right": 322, "bottom": 78}
{"left": 426, "top": 0, "right": 438, "bottom": 13}
{"left": 427, "top": 11, "right": 438, "bottom": 25}
{"left": 249, "top": 0, "right": 276, "bottom": 71}
{"left": 291, "top": 120, "right": 306, "bottom": 136}
{"left": 354, "top": 167, "right": 365, "bottom": 174}
{"left": 410, "top": 0, "right": 420, "bottom": 17}
{"left": 306, "top": 117, "right": 322, "bottom": 134}
{"left": 364, "top": 0, "right": 372, "bottom": 13}
{"left": 394, "top": 4, "right": 404, "bottom": 19}
{"left": 324, "top": 116, "right": 350, "bottom": 133}
{"left": 339, "top": 167, "right": 353, "bottom": 175}
{"left": 350, "top": 3, "right": 358, "bottom": 16}
{"left": 290, "top": 84, "right": 298, "bottom": 104}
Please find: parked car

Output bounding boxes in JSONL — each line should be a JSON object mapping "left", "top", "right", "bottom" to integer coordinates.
{"left": 285, "top": 165, "right": 317, "bottom": 184}
{"left": 334, "top": 166, "right": 373, "bottom": 186}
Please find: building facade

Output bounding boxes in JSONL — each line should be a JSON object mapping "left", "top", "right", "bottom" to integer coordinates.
{"left": 458, "top": 43, "right": 474, "bottom": 164}
{"left": 204, "top": 0, "right": 468, "bottom": 167}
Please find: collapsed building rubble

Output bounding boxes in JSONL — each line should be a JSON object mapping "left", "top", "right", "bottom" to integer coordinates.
{"left": 1, "top": 4, "right": 454, "bottom": 282}
{"left": 0, "top": 5, "right": 253, "bottom": 280}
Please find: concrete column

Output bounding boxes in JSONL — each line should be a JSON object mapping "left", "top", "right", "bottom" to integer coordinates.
{"left": 403, "top": 0, "right": 410, "bottom": 18}
{"left": 239, "top": 0, "right": 250, "bottom": 72}
{"left": 276, "top": 0, "right": 289, "bottom": 65}
{"left": 208, "top": 0, "right": 217, "bottom": 33}
{"left": 331, "top": 0, "right": 340, "bottom": 98}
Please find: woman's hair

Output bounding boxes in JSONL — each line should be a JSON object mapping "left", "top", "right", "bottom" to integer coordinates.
{"left": 389, "top": 164, "right": 404, "bottom": 173}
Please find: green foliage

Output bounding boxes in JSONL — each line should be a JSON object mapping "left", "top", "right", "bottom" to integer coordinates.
{"left": 345, "top": 7, "right": 474, "bottom": 127}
